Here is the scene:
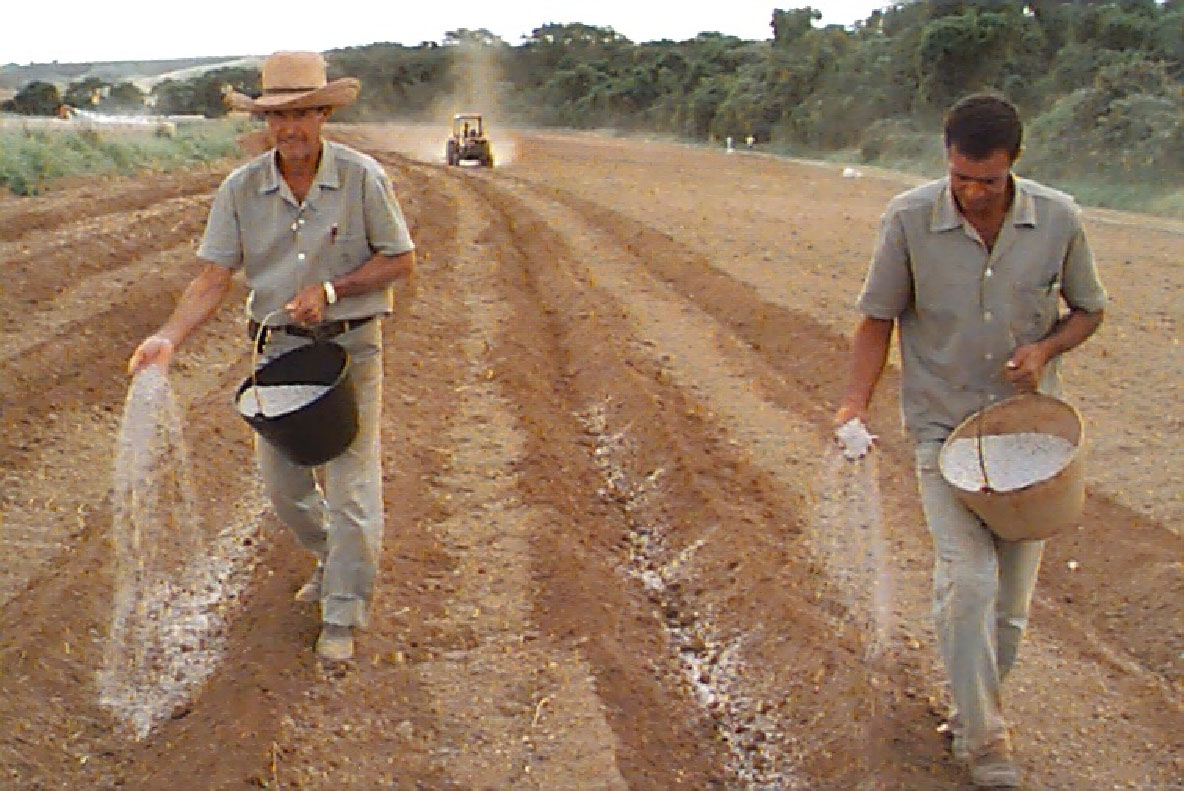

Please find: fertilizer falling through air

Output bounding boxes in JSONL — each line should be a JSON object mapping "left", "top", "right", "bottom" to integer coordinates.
{"left": 810, "top": 445, "right": 895, "bottom": 661}
{"left": 100, "top": 367, "right": 261, "bottom": 740}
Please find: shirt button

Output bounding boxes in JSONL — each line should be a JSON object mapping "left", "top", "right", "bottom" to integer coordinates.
{"left": 985, "top": 268, "right": 993, "bottom": 277}
{"left": 984, "top": 310, "right": 993, "bottom": 321}
{"left": 985, "top": 352, "right": 994, "bottom": 361}
{"left": 290, "top": 222, "right": 298, "bottom": 232}
{"left": 297, "top": 253, "right": 306, "bottom": 261}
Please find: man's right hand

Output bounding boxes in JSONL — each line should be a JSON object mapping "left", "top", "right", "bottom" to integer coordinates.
{"left": 833, "top": 403, "right": 868, "bottom": 428}
{"left": 128, "top": 335, "right": 174, "bottom": 376}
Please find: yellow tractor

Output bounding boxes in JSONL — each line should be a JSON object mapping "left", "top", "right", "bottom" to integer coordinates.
{"left": 445, "top": 113, "right": 494, "bottom": 167}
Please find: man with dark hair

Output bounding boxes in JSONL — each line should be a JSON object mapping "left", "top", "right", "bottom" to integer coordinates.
{"left": 834, "top": 92, "right": 1106, "bottom": 787}
{"left": 128, "top": 52, "right": 416, "bottom": 663}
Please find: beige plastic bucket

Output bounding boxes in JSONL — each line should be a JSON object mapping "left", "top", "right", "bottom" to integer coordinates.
{"left": 939, "top": 393, "right": 1085, "bottom": 541}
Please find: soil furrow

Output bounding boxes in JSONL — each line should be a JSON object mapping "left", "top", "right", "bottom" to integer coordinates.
{"left": 0, "top": 126, "right": 1178, "bottom": 791}
{"left": 500, "top": 170, "right": 1184, "bottom": 700}
{"left": 0, "top": 168, "right": 225, "bottom": 243}
{"left": 470, "top": 168, "right": 1183, "bottom": 789}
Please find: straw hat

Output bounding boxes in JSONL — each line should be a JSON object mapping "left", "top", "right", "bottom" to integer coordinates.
{"left": 227, "top": 51, "right": 360, "bottom": 113}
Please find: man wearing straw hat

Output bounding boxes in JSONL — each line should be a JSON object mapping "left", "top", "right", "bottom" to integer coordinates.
{"left": 833, "top": 93, "right": 1106, "bottom": 787}
{"left": 128, "top": 51, "right": 416, "bottom": 662}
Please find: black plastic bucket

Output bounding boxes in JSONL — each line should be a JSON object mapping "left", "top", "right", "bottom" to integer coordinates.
{"left": 234, "top": 341, "right": 359, "bottom": 467}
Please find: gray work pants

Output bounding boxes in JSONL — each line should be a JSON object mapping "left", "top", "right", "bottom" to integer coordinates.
{"left": 254, "top": 320, "right": 384, "bottom": 628}
{"left": 914, "top": 441, "right": 1044, "bottom": 754}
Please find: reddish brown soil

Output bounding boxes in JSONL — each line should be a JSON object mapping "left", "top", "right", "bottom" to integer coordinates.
{"left": 0, "top": 125, "right": 1180, "bottom": 790}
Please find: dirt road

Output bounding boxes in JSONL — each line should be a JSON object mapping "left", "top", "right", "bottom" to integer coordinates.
{"left": 1, "top": 125, "right": 1180, "bottom": 790}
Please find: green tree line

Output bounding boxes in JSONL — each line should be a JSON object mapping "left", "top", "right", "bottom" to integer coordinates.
{"left": 6, "top": 1, "right": 1184, "bottom": 194}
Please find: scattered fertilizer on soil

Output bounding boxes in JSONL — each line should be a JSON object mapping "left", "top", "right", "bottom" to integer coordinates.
{"left": 236, "top": 383, "right": 331, "bottom": 417}
{"left": 100, "top": 367, "right": 263, "bottom": 740}
{"left": 941, "top": 432, "right": 1076, "bottom": 492}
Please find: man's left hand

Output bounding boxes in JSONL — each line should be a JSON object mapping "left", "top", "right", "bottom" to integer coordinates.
{"left": 284, "top": 283, "right": 328, "bottom": 325}
{"left": 1005, "top": 342, "right": 1051, "bottom": 392}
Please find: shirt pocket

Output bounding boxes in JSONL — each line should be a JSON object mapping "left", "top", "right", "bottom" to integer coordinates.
{"left": 328, "top": 232, "right": 373, "bottom": 278}
{"left": 1009, "top": 275, "right": 1061, "bottom": 344}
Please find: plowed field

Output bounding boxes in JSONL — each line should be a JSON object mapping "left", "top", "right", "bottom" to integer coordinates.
{"left": 1, "top": 125, "right": 1180, "bottom": 790}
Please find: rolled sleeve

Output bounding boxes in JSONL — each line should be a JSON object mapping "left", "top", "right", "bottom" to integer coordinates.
{"left": 364, "top": 169, "right": 415, "bottom": 257}
{"left": 857, "top": 210, "right": 912, "bottom": 320}
{"left": 1061, "top": 216, "right": 1107, "bottom": 312}
{"left": 196, "top": 183, "right": 243, "bottom": 268}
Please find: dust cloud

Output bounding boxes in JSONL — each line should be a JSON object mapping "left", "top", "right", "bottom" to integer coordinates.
{"left": 386, "top": 42, "right": 517, "bottom": 167}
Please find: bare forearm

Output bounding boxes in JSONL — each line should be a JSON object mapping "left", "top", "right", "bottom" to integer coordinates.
{"left": 1039, "top": 308, "right": 1104, "bottom": 358}
{"left": 837, "top": 316, "right": 894, "bottom": 421}
{"left": 330, "top": 249, "right": 415, "bottom": 299}
{"left": 158, "top": 263, "right": 233, "bottom": 347}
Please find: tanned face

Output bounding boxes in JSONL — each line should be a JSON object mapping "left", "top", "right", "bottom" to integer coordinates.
{"left": 947, "top": 145, "right": 1014, "bottom": 219}
{"left": 263, "top": 106, "right": 330, "bottom": 167}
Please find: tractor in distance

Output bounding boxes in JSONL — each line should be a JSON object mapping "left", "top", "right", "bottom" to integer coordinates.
{"left": 445, "top": 113, "right": 494, "bottom": 167}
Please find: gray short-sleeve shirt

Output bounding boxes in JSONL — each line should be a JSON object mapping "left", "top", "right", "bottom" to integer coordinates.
{"left": 857, "top": 176, "right": 1107, "bottom": 443}
{"left": 198, "top": 140, "right": 415, "bottom": 324}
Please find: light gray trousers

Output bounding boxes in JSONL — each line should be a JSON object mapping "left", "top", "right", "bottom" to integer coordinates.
{"left": 914, "top": 441, "right": 1044, "bottom": 754}
{"left": 254, "top": 320, "right": 384, "bottom": 628}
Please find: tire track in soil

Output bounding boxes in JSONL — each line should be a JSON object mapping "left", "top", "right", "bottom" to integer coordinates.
{"left": 442, "top": 168, "right": 735, "bottom": 791}
{"left": 407, "top": 165, "right": 629, "bottom": 791}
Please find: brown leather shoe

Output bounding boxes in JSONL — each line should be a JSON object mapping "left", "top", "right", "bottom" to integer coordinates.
{"left": 968, "top": 739, "right": 1020, "bottom": 788}
{"left": 315, "top": 624, "right": 354, "bottom": 661}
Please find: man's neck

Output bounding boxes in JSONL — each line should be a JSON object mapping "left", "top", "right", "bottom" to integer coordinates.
{"left": 277, "top": 143, "right": 323, "bottom": 180}
{"left": 958, "top": 181, "right": 1014, "bottom": 248}
{"left": 277, "top": 144, "right": 322, "bottom": 203}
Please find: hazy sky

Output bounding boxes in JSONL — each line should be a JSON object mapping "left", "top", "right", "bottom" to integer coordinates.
{"left": 5, "top": 2, "right": 893, "bottom": 65}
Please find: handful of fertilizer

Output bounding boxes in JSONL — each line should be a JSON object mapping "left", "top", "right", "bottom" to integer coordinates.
{"left": 835, "top": 418, "right": 877, "bottom": 461}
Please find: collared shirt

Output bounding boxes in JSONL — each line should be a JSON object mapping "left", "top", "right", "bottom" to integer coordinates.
{"left": 197, "top": 140, "right": 415, "bottom": 324}
{"left": 857, "top": 176, "right": 1108, "bottom": 443}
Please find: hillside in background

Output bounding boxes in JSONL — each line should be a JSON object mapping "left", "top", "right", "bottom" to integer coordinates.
{"left": 0, "top": 55, "right": 255, "bottom": 92}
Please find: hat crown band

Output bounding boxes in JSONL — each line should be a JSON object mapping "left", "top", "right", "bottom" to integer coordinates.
{"left": 263, "top": 85, "right": 325, "bottom": 94}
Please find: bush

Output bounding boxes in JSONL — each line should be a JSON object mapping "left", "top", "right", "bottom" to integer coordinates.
{"left": 857, "top": 117, "right": 944, "bottom": 173}
{"left": 1024, "top": 57, "right": 1184, "bottom": 183}
{"left": 0, "top": 121, "right": 242, "bottom": 196}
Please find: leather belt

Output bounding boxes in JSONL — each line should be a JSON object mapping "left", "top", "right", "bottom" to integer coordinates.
{"left": 248, "top": 315, "right": 374, "bottom": 349}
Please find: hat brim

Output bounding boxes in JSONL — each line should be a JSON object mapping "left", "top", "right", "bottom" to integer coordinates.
{"left": 227, "top": 77, "right": 360, "bottom": 113}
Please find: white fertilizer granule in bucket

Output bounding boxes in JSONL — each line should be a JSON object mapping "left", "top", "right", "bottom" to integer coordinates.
{"left": 941, "top": 432, "right": 1076, "bottom": 492}
{"left": 236, "top": 383, "right": 332, "bottom": 417}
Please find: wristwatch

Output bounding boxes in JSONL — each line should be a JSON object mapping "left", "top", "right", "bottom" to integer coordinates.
{"left": 322, "top": 280, "right": 338, "bottom": 305}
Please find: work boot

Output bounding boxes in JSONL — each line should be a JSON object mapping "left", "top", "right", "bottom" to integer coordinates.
{"left": 315, "top": 624, "right": 354, "bottom": 661}
{"left": 294, "top": 563, "right": 323, "bottom": 603}
{"left": 968, "top": 738, "right": 1020, "bottom": 788}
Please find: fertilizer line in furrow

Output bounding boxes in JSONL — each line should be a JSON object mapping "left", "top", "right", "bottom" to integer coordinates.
{"left": 486, "top": 178, "right": 1184, "bottom": 791}
{"left": 414, "top": 174, "right": 628, "bottom": 791}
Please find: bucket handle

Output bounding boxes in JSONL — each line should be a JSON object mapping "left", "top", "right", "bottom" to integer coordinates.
{"left": 972, "top": 388, "right": 997, "bottom": 493}
{"left": 245, "top": 308, "right": 290, "bottom": 417}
